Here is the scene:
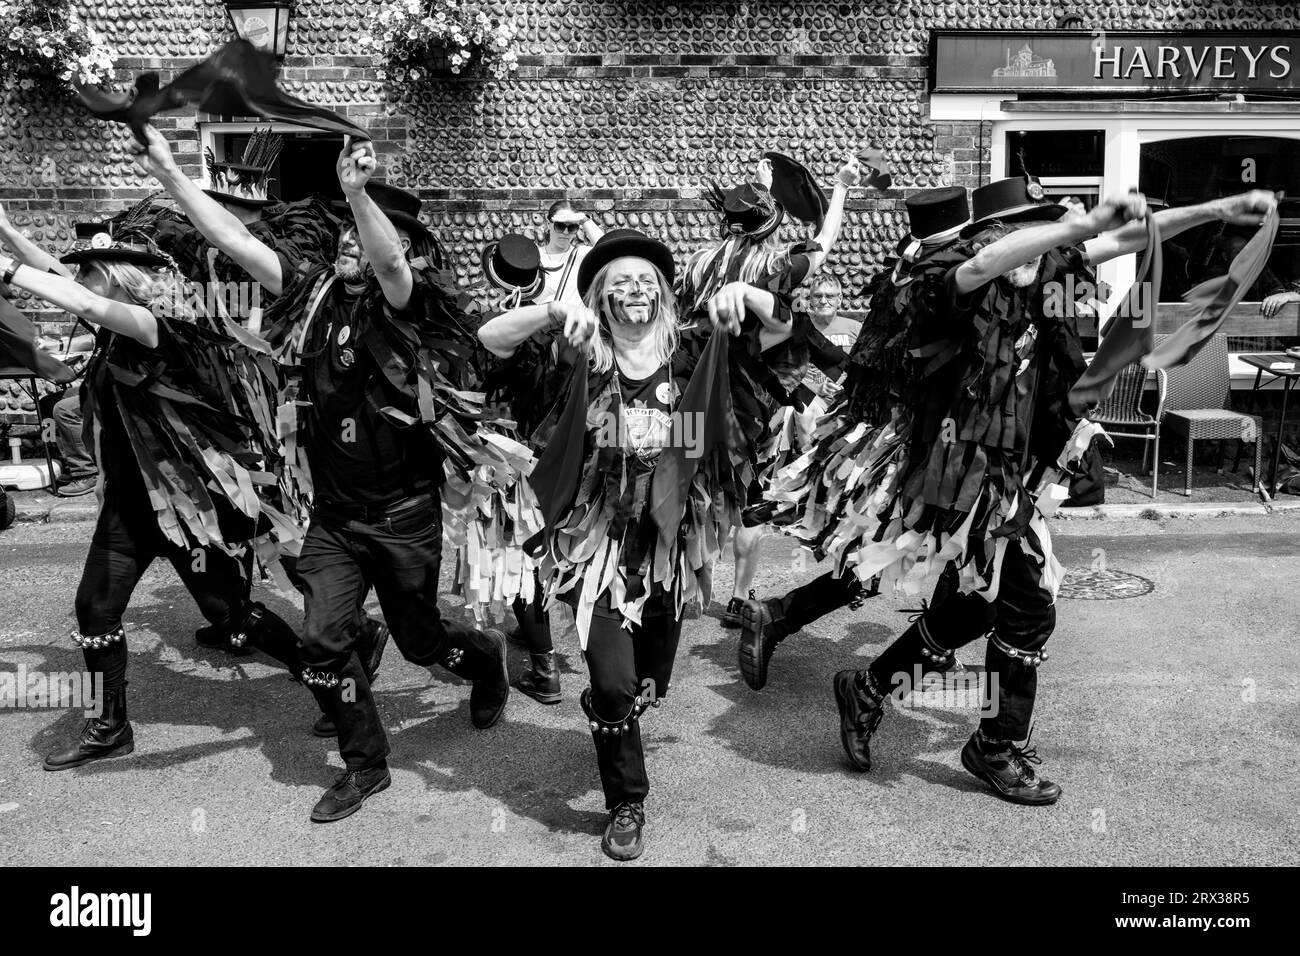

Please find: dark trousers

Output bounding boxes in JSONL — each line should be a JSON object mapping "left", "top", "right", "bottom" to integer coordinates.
{"left": 866, "top": 547, "right": 1053, "bottom": 741}
{"left": 74, "top": 485, "right": 302, "bottom": 689}
{"left": 511, "top": 571, "right": 552, "bottom": 654}
{"left": 773, "top": 569, "right": 867, "bottom": 632}
{"left": 297, "top": 495, "right": 485, "bottom": 770}
{"left": 580, "top": 596, "right": 682, "bottom": 809}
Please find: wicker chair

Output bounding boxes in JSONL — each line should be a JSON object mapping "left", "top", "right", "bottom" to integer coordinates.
{"left": 1161, "top": 335, "right": 1263, "bottom": 496}
{"left": 1090, "top": 362, "right": 1166, "bottom": 496}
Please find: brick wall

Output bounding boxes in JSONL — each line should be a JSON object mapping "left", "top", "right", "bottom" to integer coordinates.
{"left": 2, "top": 0, "right": 1297, "bottom": 428}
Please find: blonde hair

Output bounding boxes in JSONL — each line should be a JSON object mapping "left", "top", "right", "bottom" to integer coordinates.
{"left": 89, "top": 260, "right": 197, "bottom": 323}
{"left": 582, "top": 260, "right": 684, "bottom": 375}
{"left": 682, "top": 234, "right": 788, "bottom": 312}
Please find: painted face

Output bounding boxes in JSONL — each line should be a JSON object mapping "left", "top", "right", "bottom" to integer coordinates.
{"left": 334, "top": 227, "right": 370, "bottom": 281}
{"left": 1005, "top": 256, "right": 1043, "bottom": 289}
{"left": 809, "top": 285, "right": 842, "bottom": 318}
{"left": 602, "top": 256, "right": 661, "bottom": 325}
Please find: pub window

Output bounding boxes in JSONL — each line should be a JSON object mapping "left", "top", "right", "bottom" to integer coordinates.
{"left": 1139, "top": 136, "right": 1300, "bottom": 350}
{"left": 206, "top": 125, "right": 346, "bottom": 203}
{"left": 1006, "top": 129, "right": 1105, "bottom": 213}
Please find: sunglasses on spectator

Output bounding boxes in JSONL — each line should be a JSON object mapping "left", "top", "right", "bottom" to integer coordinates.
{"left": 551, "top": 221, "right": 581, "bottom": 233}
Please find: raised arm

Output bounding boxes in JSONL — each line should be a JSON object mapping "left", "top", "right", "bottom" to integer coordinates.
{"left": 1, "top": 255, "right": 157, "bottom": 348}
{"left": 134, "top": 125, "right": 284, "bottom": 295}
{"left": 479, "top": 301, "right": 573, "bottom": 358}
{"left": 338, "top": 138, "right": 412, "bottom": 311}
{"left": 804, "top": 156, "right": 861, "bottom": 276}
{"left": 1083, "top": 189, "right": 1277, "bottom": 266}
{"left": 954, "top": 193, "right": 1149, "bottom": 295}
{"left": 0, "top": 204, "right": 73, "bottom": 278}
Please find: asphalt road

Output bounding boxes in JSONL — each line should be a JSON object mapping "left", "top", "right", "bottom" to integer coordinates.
{"left": 1, "top": 515, "right": 1298, "bottom": 866}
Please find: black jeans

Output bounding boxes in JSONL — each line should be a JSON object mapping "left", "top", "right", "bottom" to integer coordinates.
{"left": 772, "top": 570, "right": 868, "bottom": 633}
{"left": 865, "top": 547, "right": 1053, "bottom": 741}
{"left": 511, "top": 571, "right": 552, "bottom": 654}
{"left": 297, "top": 494, "right": 487, "bottom": 770}
{"left": 74, "top": 480, "right": 301, "bottom": 689}
{"left": 579, "top": 595, "right": 682, "bottom": 809}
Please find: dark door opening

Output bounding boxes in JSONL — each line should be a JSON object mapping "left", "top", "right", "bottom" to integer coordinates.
{"left": 217, "top": 130, "right": 345, "bottom": 203}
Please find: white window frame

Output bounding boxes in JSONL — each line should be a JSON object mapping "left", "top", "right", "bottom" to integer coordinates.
{"left": 197, "top": 119, "right": 341, "bottom": 191}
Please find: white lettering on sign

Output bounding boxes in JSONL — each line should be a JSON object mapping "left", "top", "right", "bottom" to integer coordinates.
{"left": 1093, "top": 43, "right": 1295, "bottom": 82}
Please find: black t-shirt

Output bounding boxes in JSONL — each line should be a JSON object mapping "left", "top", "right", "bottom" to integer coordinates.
{"left": 616, "top": 364, "right": 675, "bottom": 474}
{"left": 301, "top": 284, "right": 442, "bottom": 506}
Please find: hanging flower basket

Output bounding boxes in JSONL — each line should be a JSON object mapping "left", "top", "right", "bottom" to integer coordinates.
{"left": 0, "top": 0, "right": 117, "bottom": 100}
{"left": 363, "top": 0, "right": 520, "bottom": 87}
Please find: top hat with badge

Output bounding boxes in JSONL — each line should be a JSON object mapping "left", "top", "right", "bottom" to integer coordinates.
{"left": 60, "top": 218, "right": 170, "bottom": 270}
{"left": 959, "top": 176, "right": 1067, "bottom": 239}
{"left": 204, "top": 128, "right": 283, "bottom": 209}
{"left": 331, "top": 182, "right": 434, "bottom": 246}
{"left": 705, "top": 152, "right": 831, "bottom": 242}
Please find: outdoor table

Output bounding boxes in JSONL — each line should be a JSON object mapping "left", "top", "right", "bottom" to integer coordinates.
{"left": 1240, "top": 352, "right": 1300, "bottom": 494}
{"left": 0, "top": 366, "right": 58, "bottom": 493}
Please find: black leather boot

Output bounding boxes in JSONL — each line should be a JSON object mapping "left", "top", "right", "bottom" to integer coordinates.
{"left": 737, "top": 598, "right": 792, "bottom": 691}
{"left": 832, "top": 670, "right": 885, "bottom": 772}
{"left": 960, "top": 729, "right": 1062, "bottom": 806}
{"left": 441, "top": 628, "right": 510, "bottom": 728}
{"left": 194, "top": 622, "right": 252, "bottom": 655}
{"left": 44, "top": 684, "right": 134, "bottom": 771}
{"left": 513, "top": 651, "right": 561, "bottom": 705}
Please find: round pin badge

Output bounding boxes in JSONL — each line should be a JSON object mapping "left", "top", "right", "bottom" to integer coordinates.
{"left": 337, "top": 326, "right": 351, "bottom": 347}
{"left": 338, "top": 348, "right": 356, "bottom": 369}
{"left": 1027, "top": 181, "right": 1045, "bottom": 201}
{"left": 91, "top": 232, "right": 112, "bottom": 249}
{"left": 655, "top": 381, "right": 674, "bottom": 405}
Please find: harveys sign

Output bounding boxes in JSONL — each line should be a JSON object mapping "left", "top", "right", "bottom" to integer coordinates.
{"left": 931, "top": 30, "right": 1300, "bottom": 93}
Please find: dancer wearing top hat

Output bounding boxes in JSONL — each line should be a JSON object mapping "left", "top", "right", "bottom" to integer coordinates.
{"left": 831, "top": 177, "right": 1277, "bottom": 802}
{"left": 128, "top": 131, "right": 387, "bottom": 709}
{"left": 737, "top": 186, "right": 992, "bottom": 691}
{"left": 479, "top": 225, "right": 811, "bottom": 861}
{"left": 134, "top": 128, "right": 516, "bottom": 822}
{"left": 680, "top": 152, "right": 866, "bottom": 628}
{"left": 1, "top": 223, "right": 308, "bottom": 771}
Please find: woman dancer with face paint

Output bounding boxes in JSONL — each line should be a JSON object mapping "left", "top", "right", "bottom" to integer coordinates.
{"left": 478, "top": 228, "right": 804, "bottom": 861}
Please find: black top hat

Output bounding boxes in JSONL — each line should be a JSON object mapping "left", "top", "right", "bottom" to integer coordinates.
{"left": 904, "top": 187, "right": 970, "bottom": 242}
{"left": 333, "top": 182, "right": 432, "bottom": 242}
{"left": 482, "top": 233, "right": 543, "bottom": 299}
{"left": 708, "top": 182, "right": 784, "bottom": 241}
{"left": 764, "top": 152, "right": 829, "bottom": 230}
{"left": 961, "top": 176, "right": 1066, "bottom": 239}
{"left": 204, "top": 129, "right": 283, "bottom": 209}
{"left": 61, "top": 220, "right": 169, "bottom": 269}
{"left": 576, "top": 229, "right": 676, "bottom": 298}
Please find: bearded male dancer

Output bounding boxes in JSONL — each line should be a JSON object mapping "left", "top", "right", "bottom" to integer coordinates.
{"left": 833, "top": 179, "right": 1278, "bottom": 803}
{"left": 138, "top": 126, "right": 512, "bottom": 821}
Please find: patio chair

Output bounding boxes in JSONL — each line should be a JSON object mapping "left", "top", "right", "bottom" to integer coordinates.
{"left": 1089, "top": 362, "right": 1166, "bottom": 496}
{"left": 1161, "top": 334, "right": 1262, "bottom": 497}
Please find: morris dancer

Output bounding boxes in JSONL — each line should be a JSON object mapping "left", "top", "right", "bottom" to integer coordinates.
{"left": 833, "top": 179, "right": 1277, "bottom": 803}
{"left": 738, "top": 186, "right": 974, "bottom": 690}
{"left": 138, "top": 128, "right": 514, "bottom": 822}
{"left": 2, "top": 228, "right": 306, "bottom": 771}
{"left": 678, "top": 152, "right": 861, "bottom": 627}
{"left": 479, "top": 228, "right": 803, "bottom": 861}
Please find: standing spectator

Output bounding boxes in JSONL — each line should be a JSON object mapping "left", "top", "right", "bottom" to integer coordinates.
{"left": 536, "top": 200, "right": 603, "bottom": 305}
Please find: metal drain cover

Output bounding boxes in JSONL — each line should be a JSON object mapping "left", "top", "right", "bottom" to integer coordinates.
{"left": 1058, "top": 567, "right": 1155, "bottom": 600}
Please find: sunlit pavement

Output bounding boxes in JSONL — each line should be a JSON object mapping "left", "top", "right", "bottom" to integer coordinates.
{"left": 2, "top": 514, "right": 1297, "bottom": 866}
